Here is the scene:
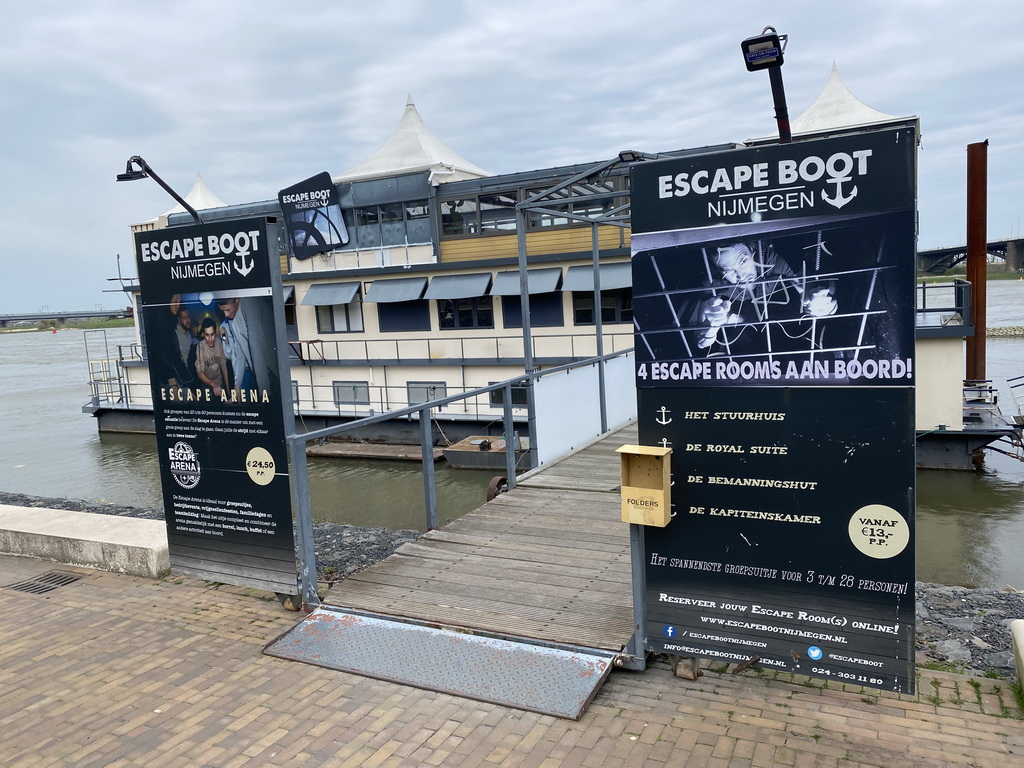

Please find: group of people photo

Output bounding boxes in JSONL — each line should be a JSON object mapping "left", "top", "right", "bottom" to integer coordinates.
{"left": 151, "top": 291, "right": 279, "bottom": 402}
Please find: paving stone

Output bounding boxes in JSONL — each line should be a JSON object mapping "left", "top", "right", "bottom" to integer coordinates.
{"left": 0, "top": 554, "right": 1022, "bottom": 768}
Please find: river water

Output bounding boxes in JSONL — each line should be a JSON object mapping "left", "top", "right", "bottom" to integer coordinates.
{"left": 0, "top": 327, "right": 493, "bottom": 532}
{"left": 1, "top": 280, "right": 1022, "bottom": 587}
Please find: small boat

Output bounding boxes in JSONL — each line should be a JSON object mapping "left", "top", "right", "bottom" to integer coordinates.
{"left": 443, "top": 435, "right": 527, "bottom": 470}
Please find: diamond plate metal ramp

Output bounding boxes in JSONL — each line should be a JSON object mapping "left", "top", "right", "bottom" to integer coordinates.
{"left": 264, "top": 608, "right": 616, "bottom": 719}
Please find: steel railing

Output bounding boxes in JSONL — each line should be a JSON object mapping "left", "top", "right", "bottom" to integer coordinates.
{"left": 287, "top": 330, "right": 634, "bottom": 365}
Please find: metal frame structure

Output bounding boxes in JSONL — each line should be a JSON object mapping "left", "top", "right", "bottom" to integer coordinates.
{"left": 514, "top": 156, "right": 637, "bottom": 467}
{"left": 286, "top": 347, "right": 635, "bottom": 608}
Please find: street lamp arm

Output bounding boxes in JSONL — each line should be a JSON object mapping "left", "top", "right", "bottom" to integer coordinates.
{"left": 117, "top": 155, "right": 203, "bottom": 224}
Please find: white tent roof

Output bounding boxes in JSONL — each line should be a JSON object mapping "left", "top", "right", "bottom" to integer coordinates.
{"left": 753, "top": 63, "right": 912, "bottom": 140}
{"left": 162, "top": 173, "right": 227, "bottom": 216}
{"left": 334, "top": 96, "right": 490, "bottom": 185}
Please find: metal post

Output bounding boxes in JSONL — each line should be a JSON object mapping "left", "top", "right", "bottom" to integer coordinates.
{"left": 768, "top": 67, "right": 792, "bottom": 144}
{"left": 288, "top": 438, "right": 320, "bottom": 608}
{"left": 419, "top": 406, "right": 439, "bottom": 530}
{"left": 592, "top": 223, "right": 608, "bottom": 434}
{"left": 965, "top": 141, "right": 988, "bottom": 382}
{"left": 503, "top": 388, "right": 517, "bottom": 489}
{"left": 622, "top": 522, "right": 647, "bottom": 671}
{"left": 516, "top": 206, "right": 539, "bottom": 469}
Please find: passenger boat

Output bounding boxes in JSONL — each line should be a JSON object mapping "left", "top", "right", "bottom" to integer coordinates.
{"left": 86, "top": 74, "right": 1022, "bottom": 471}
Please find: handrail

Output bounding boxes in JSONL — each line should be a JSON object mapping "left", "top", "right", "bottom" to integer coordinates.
{"left": 285, "top": 330, "right": 634, "bottom": 366}
{"left": 285, "top": 348, "right": 634, "bottom": 606}
{"left": 916, "top": 279, "right": 971, "bottom": 314}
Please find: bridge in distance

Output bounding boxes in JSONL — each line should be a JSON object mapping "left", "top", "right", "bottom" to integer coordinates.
{"left": 918, "top": 237, "right": 1024, "bottom": 273}
{"left": 0, "top": 307, "right": 132, "bottom": 328}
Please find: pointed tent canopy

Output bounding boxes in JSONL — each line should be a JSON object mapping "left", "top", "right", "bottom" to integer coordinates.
{"left": 753, "top": 63, "right": 913, "bottom": 140}
{"left": 162, "top": 173, "right": 228, "bottom": 217}
{"left": 334, "top": 95, "right": 490, "bottom": 185}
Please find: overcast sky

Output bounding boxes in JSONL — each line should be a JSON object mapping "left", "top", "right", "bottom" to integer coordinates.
{"left": 2, "top": 1, "right": 1022, "bottom": 314}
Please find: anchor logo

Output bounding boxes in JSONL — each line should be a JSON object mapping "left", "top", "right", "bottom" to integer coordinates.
{"left": 658, "top": 437, "right": 672, "bottom": 449}
{"left": 655, "top": 406, "right": 672, "bottom": 425}
{"left": 235, "top": 251, "right": 254, "bottom": 277}
{"left": 822, "top": 177, "right": 858, "bottom": 209}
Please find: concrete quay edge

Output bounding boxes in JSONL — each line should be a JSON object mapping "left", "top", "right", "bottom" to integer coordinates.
{"left": 0, "top": 504, "right": 169, "bottom": 578}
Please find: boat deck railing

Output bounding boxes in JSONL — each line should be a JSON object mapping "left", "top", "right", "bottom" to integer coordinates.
{"left": 287, "top": 330, "right": 634, "bottom": 367}
{"left": 1008, "top": 374, "right": 1024, "bottom": 426}
{"left": 963, "top": 379, "right": 1003, "bottom": 428}
{"left": 963, "top": 378, "right": 1024, "bottom": 461}
{"left": 288, "top": 348, "right": 634, "bottom": 536}
{"left": 916, "top": 279, "right": 972, "bottom": 331}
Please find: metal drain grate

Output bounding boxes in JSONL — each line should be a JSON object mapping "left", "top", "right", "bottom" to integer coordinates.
{"left": 4, "top": 571, "right": 83, "bottom": 594}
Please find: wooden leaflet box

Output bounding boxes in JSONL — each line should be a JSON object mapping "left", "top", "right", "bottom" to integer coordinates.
{"left": 615, "top": 445, "right": 672, "bottom": 527}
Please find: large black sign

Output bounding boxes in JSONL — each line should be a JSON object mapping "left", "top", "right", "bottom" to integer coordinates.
{"left": 630, "top": 127, "right": 917, "bottom": 693}
{"left": 631, "top": 127, "right": 915, "bottom": 233}
{"left": 639, "top": 387, "right": 915, "bottom": 690}
{"left": 134, "top": 217, "right": 297, "bottom": 593}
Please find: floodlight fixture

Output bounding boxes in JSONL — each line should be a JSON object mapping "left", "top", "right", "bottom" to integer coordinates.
{"left": 741, "top": 26, "right": 792, "bottom": 143}
{"left": 617, "top": 150, "right": 657, "bottom": 164}
{"left": 741, "top": 30, "right": 785, "bottom": 72}
{"left": 116, "top": 155, "right": 202, "bottom": 223}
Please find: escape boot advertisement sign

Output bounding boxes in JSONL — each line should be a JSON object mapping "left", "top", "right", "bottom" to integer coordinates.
{"left": 134, "top": 217, "right": 297, "bottom": 593}
{"left": 630, "top": 127, "right": 917, "bottom": 693}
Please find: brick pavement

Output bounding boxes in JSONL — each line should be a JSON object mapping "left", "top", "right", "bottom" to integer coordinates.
{"left": 0, "top": 555, "right": 1021, "bottom": 768}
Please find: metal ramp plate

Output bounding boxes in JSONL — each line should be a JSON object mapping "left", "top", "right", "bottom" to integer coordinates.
{"left": 264, "top": 608, "right": 615, "bottom": 719}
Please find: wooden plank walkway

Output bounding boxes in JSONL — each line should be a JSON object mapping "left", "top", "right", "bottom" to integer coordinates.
{"left": 324, "top": 422, "right": 639, "bottom": 652}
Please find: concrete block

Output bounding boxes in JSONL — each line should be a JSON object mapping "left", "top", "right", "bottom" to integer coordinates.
{"left": 0, "top": 505, "right": 169, "bottom": 579}
{"left": 1012, "top": 619, "right": 1024, "bottom": 687}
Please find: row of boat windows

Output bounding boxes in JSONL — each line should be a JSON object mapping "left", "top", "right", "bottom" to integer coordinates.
{"left": 342, "top": 201, "right": 431, "bottom": 249}
{"left": 299, "top": 380, "right": 528, "bottom": 409}
{"left": 302, "top": 177, "right": 627, "bottom": 253}
{"left": 313, "top": 289, "right": 633, "bottom": 334}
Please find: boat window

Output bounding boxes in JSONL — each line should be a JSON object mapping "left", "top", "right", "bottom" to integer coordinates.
{"left": 488, "top": 382, "right": 529, "bottom": 408}
{"left": 315, "top": 296, "right": 363, "bottom": 333}
{"left": 527, "top": 198, "right": 570, "bottom": 229}
{"left": 333, "top": 381, "right": 371, "bottom": 405}
{"left": 440, "top": 199, "right": 478, "bottom": 236}
{"left": 479, "top": 193, "right": 517, "bottom": 232}
{"left": 377, "top": 300, "right": 431, "bottom": 332}
{"left": 501, "top": 293, "right": 564, "bottom": 328}
{"left": 437, "top": 296, "right": 493, "bottom": 330}
{"left": 352, "top": 206, "right": 381, "bottom": 249}
{"left": 407, "top": 381, "right": 447, "bottom": 406}
{"left": 573, "top": 288, "right": 633, "bottom": 325}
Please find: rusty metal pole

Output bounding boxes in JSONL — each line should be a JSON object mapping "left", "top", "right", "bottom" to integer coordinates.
{"left": 965, "top": 141, "right": 988, "bottom": 382}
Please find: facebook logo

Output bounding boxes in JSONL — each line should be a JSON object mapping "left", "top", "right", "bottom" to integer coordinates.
{"left": 664, "top": 625, "right": 676, "bottom": 638}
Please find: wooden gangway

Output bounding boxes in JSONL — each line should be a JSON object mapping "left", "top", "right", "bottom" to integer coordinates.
{"left": 325, "top": 422, "right": 638, "bottom": 652}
